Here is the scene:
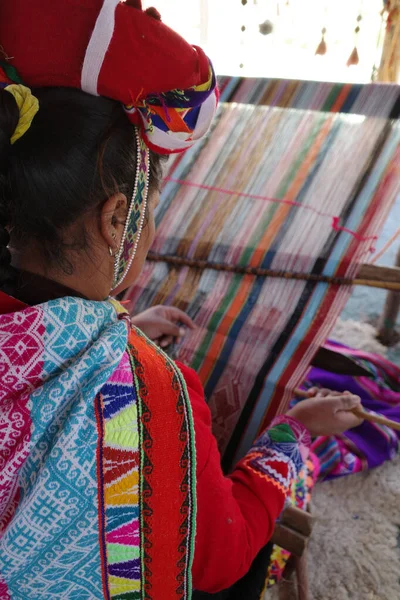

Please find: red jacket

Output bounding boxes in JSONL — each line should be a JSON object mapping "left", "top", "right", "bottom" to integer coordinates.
{"left": 178, "top": 362, "right": 310, "bottom": 593}
{"left": 0, "top": 288, "right": 309, "bottom": 595}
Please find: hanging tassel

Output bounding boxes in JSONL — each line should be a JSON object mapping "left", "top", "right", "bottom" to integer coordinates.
{"left": 259, "top": 20, "right": 274, "bottom": 35}
{"left": 347, "top": 46, "right": 359, "bottom": 66}
{"left": 315, "top": 37, "right": 327, "bottom": 55}
{"left": 347, "top": 17, "right": 361, "bottom": 67}
{"left": 315, "top": 28, "right": 327, "bottom": 55}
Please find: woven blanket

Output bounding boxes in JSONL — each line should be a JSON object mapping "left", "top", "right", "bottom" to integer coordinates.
{"left": 124, "top": 103, "right": 400, "bottom": 468}
{"left": 219, "top": 76, "right": 400, "bottom": 118}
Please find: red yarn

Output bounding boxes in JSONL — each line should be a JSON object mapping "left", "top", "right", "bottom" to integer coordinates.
{"left": 164, "top": 176, "right": 378, "bottom": 247}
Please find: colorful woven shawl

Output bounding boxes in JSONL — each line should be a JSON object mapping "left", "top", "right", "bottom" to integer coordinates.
{"left": 0, "top": 295, "right": 196, "bottom": 600}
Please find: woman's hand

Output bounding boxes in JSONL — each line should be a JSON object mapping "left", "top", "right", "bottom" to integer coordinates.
{"left": 287, "top": 390, "right": 363, "bottom": 436}
{"left": 131, "top": 305, "right": 195, "bottom": 348}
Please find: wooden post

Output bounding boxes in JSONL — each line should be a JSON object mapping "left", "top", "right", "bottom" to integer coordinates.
{"left": 277, "top": 553, "right": 310, "bottom": 600}
{"left": 280, "top": 506, "right": 312, "bottom": 537}
{"left": 271, "top": 523, "right": 308, "bottom": 557}
{"left": 271, "top": 506, "right": 312, "bottom": 556}
{"left": 377, "top": 246, "right": 400, "bottom": 346}
{"left": 278, "top": 561, "right": 297, "bottom": 600}
{"left": 295, "top": 553, "right": 310, "bottom": 600}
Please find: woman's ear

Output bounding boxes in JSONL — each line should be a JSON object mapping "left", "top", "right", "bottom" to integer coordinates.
{"left": 100, "top": 193, "right": 128, "bottom": 254}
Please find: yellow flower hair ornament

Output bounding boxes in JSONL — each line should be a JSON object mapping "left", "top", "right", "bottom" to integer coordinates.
{"left": 4, "top": 84, "right": 39, "bottom": 144}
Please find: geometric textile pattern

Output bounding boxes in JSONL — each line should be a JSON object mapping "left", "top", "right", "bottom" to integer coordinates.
{"left": 124, "top": 103, "right": 400, "bottom": 469}
{"left": 0, "top": 308, "right": 44, "bottom": 536}
{"left": 244, "top": 416, "right": 309, "bottom": 497}
{"left": 126, "top": 329, "right": 197, "bottom": 600}
{"left": 96, "top": 352, "right": 141, "bottom": 599}
{"left": 0, "top": 295, "right": 197, "bottom": 600}
{"left": 0, "top": 298, "right": 129, "bottom": 599}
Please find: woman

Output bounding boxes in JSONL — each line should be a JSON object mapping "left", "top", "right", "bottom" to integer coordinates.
{"left": 0, "top": 2, "right": 363, "bottom": 599}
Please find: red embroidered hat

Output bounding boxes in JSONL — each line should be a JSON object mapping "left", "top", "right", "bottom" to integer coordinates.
{"left": 0, "top": 0, "right": 218, "bottom": 154}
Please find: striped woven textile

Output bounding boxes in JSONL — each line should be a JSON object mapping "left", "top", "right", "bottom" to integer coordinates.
{"left": 124, "top": 103, "right": 400, "bottom": 469}
{"left": 218, "top": 76, "right": 400, "bottom": 118}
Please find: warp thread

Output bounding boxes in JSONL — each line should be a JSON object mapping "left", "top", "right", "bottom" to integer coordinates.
{"left": 164, "top": 176, "right": 378, "bottom": 249}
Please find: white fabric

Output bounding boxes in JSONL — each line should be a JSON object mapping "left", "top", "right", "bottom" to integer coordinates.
{"left": 81, "top": 0, "right": 120, "bottom": 95}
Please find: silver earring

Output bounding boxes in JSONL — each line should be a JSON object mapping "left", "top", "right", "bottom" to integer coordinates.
{"left": 109, "top": 246, "right": 113, "bottom": 257}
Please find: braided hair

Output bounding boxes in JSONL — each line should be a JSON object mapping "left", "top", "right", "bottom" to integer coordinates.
{"left": 0, "top": 87, "right": 165, "bottom": 294}
{"left": 0, "top": 89, "right": 18, "bottom": 293}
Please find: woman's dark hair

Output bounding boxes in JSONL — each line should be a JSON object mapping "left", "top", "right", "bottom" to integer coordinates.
{"left": 0, "top": 87, "right": 165, "bottom": 293}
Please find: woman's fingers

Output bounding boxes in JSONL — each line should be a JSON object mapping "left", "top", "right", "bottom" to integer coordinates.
{"left": 165, "top": 306, "right": 196, "bottom": 329}
{"left": 308, "top": 387, "right": 349, "bottom": 398}
{"left": 308, "top": 387, "right": 335, "bottom": 397}
{"left": 306, "top": 387, "right": 319, "bottom": 397}
{"left": 131, "top": 305, "right": 195, "bottom": 343}
{"left": 340, "top": 412, "right": 364, "bottom": 429}
{"left": 332, "top": 394, "right": 364, "bottom": 429}
{"left": 288, "top": 392, "right": 364, "bottom": 436}
{"left": 333, "top": 394, "right": 362, "bottom": 412}
{"left": 155, "top": 318, "right": 182, "bottom": 338}
{"left": 159, "top": 335, "right": 174, "bottom": 348}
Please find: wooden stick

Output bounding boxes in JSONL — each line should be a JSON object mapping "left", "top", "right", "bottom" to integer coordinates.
{"left": 271, "top": 523, "right": 308, "bottom": 557}
{"left": 147, "top": 253, "right": 400, "bottom": 292}
{"left": 294, "top": 388, "right": 400, "bottom": 431}
{"left": 377, "top": 246, "right": 400, "bottom": 346}
{"left": 278, "top": 578, "right": 297, "bottom": 600}
{"left": 352, "top": 407, "right": 400, "bottom": 431}
{"left": 280, "top": 506, "right": 313, "bottom": 537}
{"left": 353, "top": 279, "right": 400, "bottom": 291}
{"left": 295, "top": 553, "right": 310, "bottom": 600}
{"left": 358, "top": 263, "right": 400, "bottom": 286}
{"left": 279, "top": 557, "right": 297, "bottom": 600}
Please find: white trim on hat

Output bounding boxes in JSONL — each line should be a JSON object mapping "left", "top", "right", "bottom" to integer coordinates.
{"left": 81, "top": 0, "right": 120, "bottom": 95}
{"left": 190, "top": 93, "right": 219, "bottom": 140}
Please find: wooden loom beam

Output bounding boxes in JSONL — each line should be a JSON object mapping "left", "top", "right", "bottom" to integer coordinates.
{"left": 280, "top": 506, "right": 313, "bottom": 537}
{"left": 377, "top": 246, "right": 400, "bottom": 346}
{"left": 147, "top": 252, "right": 400, "bottom": 292}
{"left": 270, "top": 505, "right": 314, "bottom": 556}
{"left": 357, "top": 263, "right": 400, "bottom": 290}
{"left": 271, "top": 524, "right": 308, "bottom": 557}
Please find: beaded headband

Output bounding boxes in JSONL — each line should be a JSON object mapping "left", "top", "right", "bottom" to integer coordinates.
{"left": 113, "top": 129, "right": 150, "bottom": 290}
